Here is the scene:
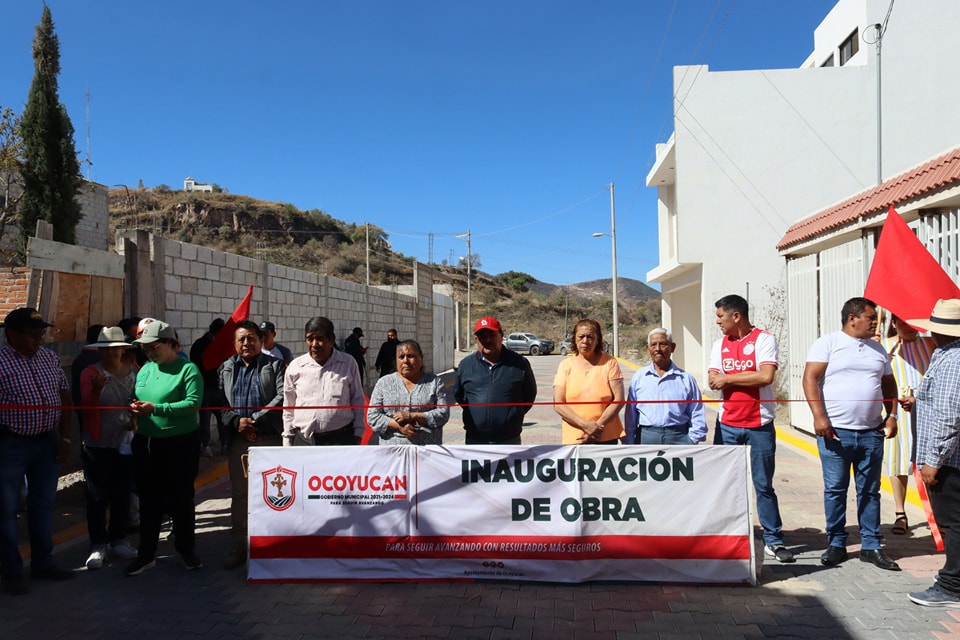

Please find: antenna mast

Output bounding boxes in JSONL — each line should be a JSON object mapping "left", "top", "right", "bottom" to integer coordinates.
{"left": 83, "top": 88, "right": 92, "bottom": 180}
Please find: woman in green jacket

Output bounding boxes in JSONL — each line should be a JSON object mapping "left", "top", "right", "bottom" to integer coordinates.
{"left": 126, "top": 321, "right": 204, "bottom": 576}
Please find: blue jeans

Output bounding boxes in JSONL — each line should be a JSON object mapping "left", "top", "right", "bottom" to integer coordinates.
{"left": 719, "top": 421, "right": 784, "bottom": 547}
{"left": 0, "top": 430, "right": 59, "bottom": 577}
{"left": 639, "top": 425, "right": 691, "bottom": 445}
{"left": 818, "top": 426, "right": 884, "bottom": 550}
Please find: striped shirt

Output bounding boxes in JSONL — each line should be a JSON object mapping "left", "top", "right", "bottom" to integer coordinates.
{"left": 916, "top": 339, "right": 960, "bottom": 471}
{"left": 0, "top": 343, "right": 69, "bottom": 435}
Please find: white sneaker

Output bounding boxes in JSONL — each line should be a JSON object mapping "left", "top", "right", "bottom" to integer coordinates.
{"left": 85, "top": 546, "right": 107, "bottom": 570}
{"left": 110, "top": 540, "right": 138, "bottom": 560}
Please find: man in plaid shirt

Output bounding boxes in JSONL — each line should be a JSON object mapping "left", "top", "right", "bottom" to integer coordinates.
{"left": 0, "top": 308, "right": 74, "bottom": 595}
{"left": 907, "top": 299, "right": 960, "bottom": 609}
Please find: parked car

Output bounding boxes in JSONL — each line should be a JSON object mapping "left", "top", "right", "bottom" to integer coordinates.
{"left": 503, "top": 332, "right": 555, "bottom": 356}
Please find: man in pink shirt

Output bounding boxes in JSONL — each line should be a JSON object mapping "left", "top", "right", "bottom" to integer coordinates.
{"left": 282, "top": 317, "right": 364, "bottom": 446}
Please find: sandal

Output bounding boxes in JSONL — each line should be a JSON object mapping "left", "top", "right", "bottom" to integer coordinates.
{"left": 892, "top": 511, "right": 908, "bottom": 535}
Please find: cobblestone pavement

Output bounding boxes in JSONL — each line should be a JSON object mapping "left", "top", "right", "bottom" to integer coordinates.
{"left": 2, "top": 355, "right": 958, "bottom": 639}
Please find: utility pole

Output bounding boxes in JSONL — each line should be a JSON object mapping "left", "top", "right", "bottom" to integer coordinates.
{"left": 609, "top": 183, "right": 619, "bottom": 358}
{"left": 456, "top": 230, "right": 472, "bottom": 350}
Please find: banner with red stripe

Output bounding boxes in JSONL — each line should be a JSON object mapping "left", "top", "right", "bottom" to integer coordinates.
{"left": 247, "top": 445, "right": 755, "bottom": 584}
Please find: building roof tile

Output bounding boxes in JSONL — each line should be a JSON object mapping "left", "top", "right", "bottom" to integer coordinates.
{"left": 777, "top": 147, "right": 960, "bottom": 250}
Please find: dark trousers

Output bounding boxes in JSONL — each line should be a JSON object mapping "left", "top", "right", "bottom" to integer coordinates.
{"left": 0, "top": 430, "right": 58, "bottom": 577}
{"left": 227, "top": 433, "right": 281, "bottom": 547}
{"left": 465, "top": 433, "right": 522, "bottom": 445}
{"left": 929, "top": 465, "right": 960, "bottom": 595}
{"left": 131, "top": 431, "right": 200, "bottom": 561}
{"left": 199, "top": 389, "right": 225, "bottom": 449}
{"left": 81, "top": 445, "right": 132, "bottom": 546}
{"left": 312, "top": 425, "right": 357, "bottom": 446}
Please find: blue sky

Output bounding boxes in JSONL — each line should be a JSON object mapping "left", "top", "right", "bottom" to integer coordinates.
{"left": 2, "top": 1, "right": 838, "bottom": 286}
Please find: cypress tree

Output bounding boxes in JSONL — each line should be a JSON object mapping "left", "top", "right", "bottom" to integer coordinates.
{"left": 19, "top": 5, "right": 82, "bottom": 259}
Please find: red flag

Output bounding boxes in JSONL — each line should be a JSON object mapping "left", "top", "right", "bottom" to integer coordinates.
{"left": 201, "top": 285, "right": 253, "bottom": 371}
{"left": 863, "top": 206, "right": 960, "bottom": 321}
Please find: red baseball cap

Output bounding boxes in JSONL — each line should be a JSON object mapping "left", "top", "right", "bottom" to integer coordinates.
{"left": 474, "top": 316, "right": 502, "bottom": 334}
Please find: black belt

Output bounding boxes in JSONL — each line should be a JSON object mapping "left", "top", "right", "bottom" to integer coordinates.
{"left": 639, "top": 424, "right": 689, "bottom": 430}
{"left": 0, "top": 425, "right": 55, "bottom": 439}
{"left": 312, "top": 424, "right": 354, "bottom": 443}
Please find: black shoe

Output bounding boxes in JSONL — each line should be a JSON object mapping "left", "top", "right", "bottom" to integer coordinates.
{"left": 182, "top": 551, "right": 203, "bottom": 571}
{"left": 820, "top": 546, "right": 848, "bottom": 566}
{"left": 860, "top": 548, "right": 901, "bottom": 571}
{"left": 125, "top": 557, "right": 156, "bottom": 576}
{"left": 30, "top": 565, "right": 74, "bottom": 581}
{"left": 223, "top": 545, "right": 246, "bottom": 570}
{"left": 0, "top": 575, "right": 28, "bottom": 595}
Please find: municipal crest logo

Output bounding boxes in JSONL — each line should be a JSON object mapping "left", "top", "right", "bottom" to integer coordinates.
{"left": 262, "top": 465, "right": 297, "bottom": 511}
{"left": 742, "top": 343, "right": 755, "bottom": 356}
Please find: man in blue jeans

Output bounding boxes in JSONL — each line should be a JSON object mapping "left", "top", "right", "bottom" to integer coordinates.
{"left": 803, "top": 296, "right": 900, "bottom": 571}
{"left": 0, "top": 308, "right": 75, "bottom": 595}
{"left": 708, "top": 294, "right": 793, "bottom": 563}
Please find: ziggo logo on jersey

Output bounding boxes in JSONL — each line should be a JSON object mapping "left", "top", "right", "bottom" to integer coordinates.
{"left": 722, "top": 358, "right": 755, "bottom": 372}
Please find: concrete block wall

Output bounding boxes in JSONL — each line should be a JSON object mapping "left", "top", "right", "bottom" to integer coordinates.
{"left": 118, "top": 232, "right": 444, "bottom": 372}
{"left": 75, "top": 182, "right": 109, "bottom": 251}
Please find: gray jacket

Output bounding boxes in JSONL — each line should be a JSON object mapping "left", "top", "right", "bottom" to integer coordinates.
{"left": 215, "top": 353, "right": 286, "bottom": 441}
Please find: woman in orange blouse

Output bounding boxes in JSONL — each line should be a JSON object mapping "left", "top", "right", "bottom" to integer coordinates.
{"left": 553, "top": 318, "right": 624, "bottom": 444}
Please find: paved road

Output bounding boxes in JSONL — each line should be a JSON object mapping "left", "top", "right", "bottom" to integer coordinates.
{"left": 1, "top": 353, "right": 956, "bottom": 639}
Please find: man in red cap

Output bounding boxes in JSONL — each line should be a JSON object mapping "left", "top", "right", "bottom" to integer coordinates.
{"left": 455, "top": 316, "right": 537, "bottom": 444}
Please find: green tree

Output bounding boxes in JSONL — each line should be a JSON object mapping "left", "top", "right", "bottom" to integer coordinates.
{"left": 0, "top": 107, "right": 25, "bottom": 247}
{"left": 498, "top": 270, "right": 536, "bottom": 293}
{"left": 18, "top": 6, "right": 82, "bottom": 258}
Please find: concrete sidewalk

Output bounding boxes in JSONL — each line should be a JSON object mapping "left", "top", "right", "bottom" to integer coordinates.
{"left": 2, "top": 354, "right": 957, "bottom": 639}
{"left": 0, "top": 431, "right": 954, "bottom": 639}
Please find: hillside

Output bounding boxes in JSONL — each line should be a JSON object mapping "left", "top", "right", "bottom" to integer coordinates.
{"left": 108, "top": 187, "right": 661, "bottom": 352}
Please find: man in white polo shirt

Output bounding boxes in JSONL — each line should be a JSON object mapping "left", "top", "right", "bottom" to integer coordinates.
{"left": 803, "top": 296, "right": 900, "bottom": 571}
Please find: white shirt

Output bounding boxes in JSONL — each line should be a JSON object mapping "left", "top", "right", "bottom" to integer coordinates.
{"left": 806, "top": 331, "right": 892, "bottom": 430}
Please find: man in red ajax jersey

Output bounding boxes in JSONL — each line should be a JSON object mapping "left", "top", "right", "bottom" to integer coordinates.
{"left": 708, "top": 294, "right": 793, "bottom": 564}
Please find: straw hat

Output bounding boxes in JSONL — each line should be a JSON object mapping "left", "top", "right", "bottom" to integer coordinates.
{"left": 906, "top": 299, "right": 960, "bottom": 337}
{"left": 86, "top": 326, "right": 135, "bottom": 349}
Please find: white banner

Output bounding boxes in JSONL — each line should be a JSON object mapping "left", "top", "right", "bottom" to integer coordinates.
{"left": 248, "top": 445, "right": 756, "bottom": 584}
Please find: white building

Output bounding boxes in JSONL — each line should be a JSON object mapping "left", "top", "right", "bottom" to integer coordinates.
{"left": 777, "top": 148, "right": 960, "bottom": 430}
{"left": 183, "top": 176, "right": 214, "bottom": 192}
{"left": 646, "top": 0, "right": 960, "bottom": 386}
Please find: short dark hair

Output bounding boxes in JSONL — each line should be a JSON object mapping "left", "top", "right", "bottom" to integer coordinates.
{"left": 841, "top": 297, "right": 876, "bottom": 326}
{"left": 235, "top": 319, "right": 262, "bottom": 338}
{"left": 118, "top": 317, "right": 141, "bottom": 336}
{"left": 209, "top": 318, "right": 226, "bottom": 333}
{"left": 85, "top": 324, "right": 105, "bottom": 344}
{"left": 715, "top": 294, "right": 749, "bottom": 319}
{"left": 305, "top": 316, "right": 335, "bottom": 340}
